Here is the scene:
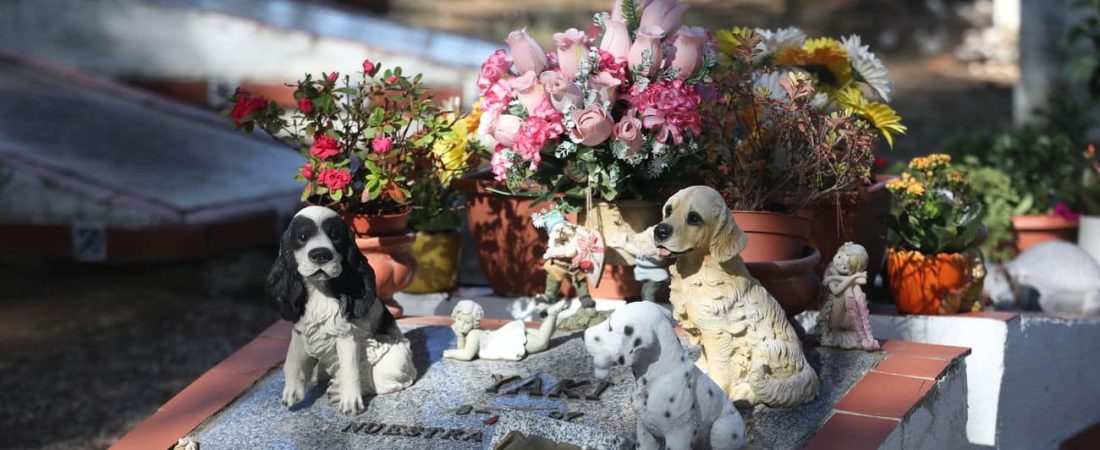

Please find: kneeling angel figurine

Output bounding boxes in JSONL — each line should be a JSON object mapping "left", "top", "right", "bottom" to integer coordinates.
{"left": 444, "top": 300, "right": 567, "bottom": 361}
{"left": 818, "top": 242, "right": 879, "bottom": 351}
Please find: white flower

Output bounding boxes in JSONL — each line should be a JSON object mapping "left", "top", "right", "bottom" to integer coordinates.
{"left": 841, "top": 34, "right": 893, "bottom": 102}
{"left": 753, "top": 70, "right": 787, "bottom": 103}
{"left": 755, "top": 27, "right": 806, "bottom": 55}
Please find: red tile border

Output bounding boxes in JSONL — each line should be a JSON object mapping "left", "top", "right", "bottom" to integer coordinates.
{"left": 802, "top": 412, "right": 900, "bottom": 450}
{"left": 881, "top": 340, "right": 971, "bottom": 361}
{"left": 834, "top": 371, "right": 935, "bottom": 419}
{"left": 871, "top": 354, "right": 952, "bottom": 380}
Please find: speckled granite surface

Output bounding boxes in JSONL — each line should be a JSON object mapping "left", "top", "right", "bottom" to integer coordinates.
{"left": 189, "top": 324, "right": 883, "bottom": 450}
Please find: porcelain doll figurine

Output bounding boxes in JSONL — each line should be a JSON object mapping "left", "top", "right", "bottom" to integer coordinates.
{"left": 532, "top": 211, "right": 605, "bottom": 309}
{"left": 817, "top": 242, "right": 879, "bottom": 351}
{"left": 443, "top": 300, "right": 567, "bottom": 361}
{"left": 608, "top": 225, "right": 669, "bottom": 302}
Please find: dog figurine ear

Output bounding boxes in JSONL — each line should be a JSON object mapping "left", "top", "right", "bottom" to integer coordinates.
{"left": 267, "top": 225, "right": 307, "bottom": 323}
{"left": 710, "top": 205, "right": 749, "bottom": 262}
{"left": 333, "top": 223, "right": 376, "bottom": 321}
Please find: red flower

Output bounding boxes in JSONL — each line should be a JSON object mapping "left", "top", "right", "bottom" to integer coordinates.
{"left": 1052, "top": 202, "right": 1082, "bottom": 222}
{"left": 309, "top": 136, "right": 341, "bottom": 160}
{"left": 372, "top": 136, "right": 393, "bottom": 154}
{"left": 874, "top": 155, "right": 888, "bottom": 170}
{"left": 362, "top": 59, "right": 378, "bottom": 76}
{"left": 297, "top": 97, "right": 314, "bottom": 115}
{"left": 318, "top": 168, "right": 352, "bottom": 191}
{"left": 386, "top": 75, "right": 399, "bottom": 84}
{"left": 326, "top": 72, "right": 339, "bottom": 84}
{"left": 229, "top": 88, "right": 269, "bottom": 128}
{"left": 299, "top": 162, "right": 314, "bottom": 180}
{"left": 579, "top": 260, "right": 594, "bottom": 272}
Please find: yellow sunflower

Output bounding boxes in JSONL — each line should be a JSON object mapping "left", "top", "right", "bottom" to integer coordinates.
{"left": 432, "top": 111, "right": 474, "bottom": 186}
{"left": 774, "top": 37, "right": 852, "bottom": 87}
{"left": 835, "top": 85, "right": 906, "bottom": 148}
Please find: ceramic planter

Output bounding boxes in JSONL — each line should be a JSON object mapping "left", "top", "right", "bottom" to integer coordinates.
{"left": 886, "top": 248, "right": 983, "bottom": 315}
{"left": 744, "top": 246, "right": 822, "bottom": 317}
{"left": 1080, "top": 216, "right": 1100, "bottom": 264}
{"left": 733, "top": 211, "right": 813, "bottom": 262}
{"left": 799, "top": 176, "right": 893, "bottom": 283}
{"left": 1011, "top": 214, "right": 1079, "bottom": 253}
{"left": 405, "top": 231, "right": 460, "bottom": 294}
{"left": 343, "top": 211, "right": 417, "bottom": 319}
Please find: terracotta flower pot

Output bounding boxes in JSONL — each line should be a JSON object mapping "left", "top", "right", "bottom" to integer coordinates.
{"left": 733, "top": 211, "right": 813, "bottom": 262}
{"left": 355, "top": 233, "right": 418, "bottom": 319}
{"left": 799, "top": 176, "right": 893, "bottom": 283}
{"left": 346, "top": 211, "right": 411, "bottom": 238}
{"left": 744, "top": 246, "right": 822, "bottom": 317}
{"left": 886, "top": 248, "right": 983, "bottom": 315}
{"left": 1012, "top": 214, "right": 1080, "bottom": 253}
{"left": 455, "top": 176, "right": 548, "bottom": 297}
{"left": 405, "top": 231, "right": 460, "bottom": 294}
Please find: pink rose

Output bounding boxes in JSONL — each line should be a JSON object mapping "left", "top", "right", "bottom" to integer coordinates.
{"left": 489, "top": 114, "right": 524, "bottom": 148}
{"left": 480, "top": 79, "right": 514, "bottom": 115}
{"left": 477, "top": 49, "right": 513, "bottom": 91}
{"left": 569, "top": 105, "right": 614, "bottom": 146}
{"left": 371, "top": 136, "right": 393, "bottom": 154}
{"left": 326, "top": 72, "right": 339, "bottom": 84}
{"left": 629, "top": 25, "right": 666, "bottom": 77}
{"left": 553, "top": 28, "right": 588, "bottom": 80}
{"left": 299, "top": 162, "right": 315, "bottom": 180}
{"left": 309, "top": 136, "right": 341, "bottom": 160}
{"left": 509, "top": 71, "right": 548, "bottom": 114}
{"left": 640, "top": 0, "right": 687, "bottom": 35}
{"left": 599, "top": 19, "right": 632, "bottom": 62}
{"left": 507, "top": 28, "right": 548, "bottom": 75}
{"left": 318, "top": 168, "right": 351, "bottom": 191}
{"left": 362, "top": 59, "right": 378, "bottom": 76}
{"left": 297, "top": 97, "right": 314, "bottom": 115}
{"left": 589, "top": 71, "right": 622, "bottom": 103}
{"left": 669, "top": 27, "right": 707, "bottom": 79}
{"left": 539, "top": 71, "right": 583, "bottom": 111}
{"left": 614, "top": 115, "right": 644, "bottom": 156}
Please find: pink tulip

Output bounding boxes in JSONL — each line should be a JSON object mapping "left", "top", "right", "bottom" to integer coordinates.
{"left": 569, "top": 105, "right": 614, "bottom": 146}
{"left": 553, "top": 28, "right": 588, "bottom": 80}
{"left": 669, "top": 27, "right": 707, "bottom": 79}
{"left": 509, "top": 71, "right": 548, "bottom": 114}
{"left": 614, "top": 114, "right": 645, "bottom": 156}
{"left": 640, "top": 0, "right": 687, "bottom": 35}
{"left": 629, "top": 25, "right": 665, "bottom": 77}
{"left": 599, "top": 19, "right": 632, "bottom": 63}
{"left": 490, "top": 114, "right": 524, "bottom": 148}
{"left": 588, "top": 71, "right": 622, "bottom": 103}
{"left": 507, "top": 28, "right": 549, "bottom": 75}
{"left": 539, "top": 71, "right": 583, "bottom": 111}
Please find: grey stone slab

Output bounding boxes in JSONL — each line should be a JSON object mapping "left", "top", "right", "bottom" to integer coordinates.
{"left": 0, "top": 61, "right": 303, "bottom": 218}
{"left": 189, "top": 324, "right": 884, "bottom": 450}
{"left": 487, "top": 410, "right": 629, "bottom": 450}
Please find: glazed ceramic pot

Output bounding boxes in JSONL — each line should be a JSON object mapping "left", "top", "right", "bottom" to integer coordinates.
{"left": 405, "top": 231, "right": 460, "bottom": 293}
{"left": 886, "top": 248, "right": 982, "bottom": 315}
{"left": 355, "top": 233, "right": 418, "bottom": 319}
{"left": 733, "top": 211, "right": 814, "bottom": 262}
{"left": 1011, "top": 214, "right": 1080, "bottom": 253}
{"left": 744, "top": 246, "right": 821, "bottom": 317}
{"left": 799, "top": 176, "right": 893, "bottom": 282}
{"left": 1079, "top": 216, "right": 1100, "bottom": 264}
{"left": 455, "top": 175, "right": 548, "bottom": 297}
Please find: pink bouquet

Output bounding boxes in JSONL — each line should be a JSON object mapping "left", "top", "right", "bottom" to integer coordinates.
{"left": 473, "top": 0, "right": 715, "bottom": 208}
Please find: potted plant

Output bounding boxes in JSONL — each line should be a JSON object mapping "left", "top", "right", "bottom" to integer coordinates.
{"left": 884, "top": 154, "right": 987, "bottom": 315}
{"left": 465, "top": 0, "right": 713, "bottom": 299}
{"left": 697, "top": 28, "right": 893, "bottom": 314}
{"left": 227, "top": 59, "right": 455, "bottom": 317}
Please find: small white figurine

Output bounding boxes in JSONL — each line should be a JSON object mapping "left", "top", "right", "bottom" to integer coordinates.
{"left": 267, "top": 206, "right": 416, "bottom": 415}
{"left": 443, "top": 300, "right": 567, "bottom": 361}
{"left": 608, "top": 225, "right": 670, "bottom": 302}
{"left": 533, "top": 211, "right": 605, "bottom": 309}
{"left": 984, "top": 241, "right": 1100, "bottom": 318}
{"left": 655, "top": 186, "right": 819, "bottom": 408}
{"left": 584, "top": 302, "right": 746, "bottom": 450}
{"left": 818, "top": 242, "right": 879, "bottom": 351}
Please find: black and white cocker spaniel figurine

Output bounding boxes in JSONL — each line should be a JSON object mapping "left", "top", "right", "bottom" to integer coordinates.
{"left": 266, "top": 206, "right": 416, "bottom": 415}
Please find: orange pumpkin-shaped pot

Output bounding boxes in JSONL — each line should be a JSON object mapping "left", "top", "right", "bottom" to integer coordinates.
{"left": 886, "top": 248, "right": 983, "bottom": 315}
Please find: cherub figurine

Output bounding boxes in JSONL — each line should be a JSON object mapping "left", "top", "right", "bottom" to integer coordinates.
{"left": 818, "top": 242, "right": 879, "bottom": 351}
{"left": 443, "top": 300, "right": 567, "bottom": 361}
{"left": 608, "top": 225, "right": 669, "bottom": 302}
{"left": 532, "top": 211, "right": 605, "bottom": 309}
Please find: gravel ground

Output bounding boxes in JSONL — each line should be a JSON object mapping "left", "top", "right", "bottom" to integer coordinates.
{"left": 0, "top": 251, "right": 280, "bottom": 450}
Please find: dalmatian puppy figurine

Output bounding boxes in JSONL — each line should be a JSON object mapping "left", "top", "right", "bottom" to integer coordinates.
{"left": 584, "top": 302, "right": 746, "bottom": 450}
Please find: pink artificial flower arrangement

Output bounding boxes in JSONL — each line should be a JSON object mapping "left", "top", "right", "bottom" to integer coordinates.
{"left": 473, "top": 0, "right": 715, "bottom": 206}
